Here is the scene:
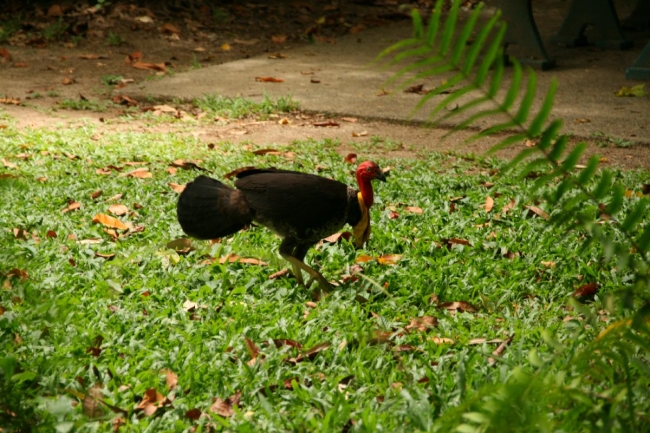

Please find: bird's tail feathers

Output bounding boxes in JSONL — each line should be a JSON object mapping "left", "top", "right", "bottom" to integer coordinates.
{"left": 177, "top": 175, "right": 252, "bottom": 240}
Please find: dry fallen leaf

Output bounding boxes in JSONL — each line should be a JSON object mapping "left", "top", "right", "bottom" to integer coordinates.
{"left": 255, "top": 77, "right": 284, "bottom": 83}
{"left": 108, "top": 204, "right": 129, "bottom": 216}
{"left": 252, "top": 148, "right": 283, "bottom": 156}
{"left": 2, "top": 158, "right": 17, "bottom": 169}
{"left": 271, "top": 34, "right": 288, "bottom": 43}
{"left": 0, "top": 47, "right": 11, "bottom": 60}
{"left": 322, "top": 231, "right": 352, "bottom": 243}
{"left": 488, "top": 334, "right": 514, "bottom": 365}
{"left": 169, "top": 182, "right": 186, "bottom": 193}
{"left": 344, "top": 153, "right": 357, "bottom": 164}
{"left": 166, "top": 238, "right": 193, "bottom": 254}
{"left": 185, "top": 408, "right": 202, "bottom": 420}
{"left": 502, "top": 198, "right": 516, "bottom": 213}
{"left": 573, "top": 282, "right": 599, "bottom": 303}
{"left": 82, "top": 387, "right": 105, "bottom": 419}
{"left": 245, "top": 337, "right": 261, "bottom": 360}
{"left": 468, "top": 338, "right": 505, "bottom": 345}
{"left": 441, "top": 238, "right": 473, "bottom": 249}
{"left": 438, "top": 301, "right": 478, "bottom": 313}
{"left": 170, "top": 159, "right": 207, "bottom": 171}
{"left": 164, "top": 369, "right": 178, "bottom": 390}
{"left": 92, "top": 213, "right": 128, "bottom": 230}
{"left": 526, "top": 205, "right": 550, "bottom": 220}
{"left": 313, "top": 121, "right": 340, "bottom": 127}
{"left": 355, "top": 254, "right": 373, "bottom": 263}
{"left": 7, "top": 268, "right": 28, "bottom": 280}
{"left": 132, "top": 62, "right": 166, "bottom": 72}
{"left": 431, "top": 336, "right": 455, "bottom": 345}
{"left": 160, "top": 23, "right": 180, "bottom": 35}
{"left": 119, "top": 167, "right": 152, "bottom": 179}
{"left": 94, "top": 252, "right": 115, "bottom": 260}
{"left": 219, "top": 254, "right": 268, "bottom": 266}
{"left": 377, "top": 254, "right": 402, "bottom": 265}
{"left": 0, "top": 97, "right": 20, "bottom": 105}
{"left": 284, "top": 342, "right": 331, "bottom": 364}
{"left": 485, "top": 196, "right": 494, "bottom": 212}
{"left": 352, "top": 131, "right": 368, "bottom": 137}
{"left": 62, "top": 201, "right": 81, "bottom": 213}
{"left": 210, "top": 390, "right": 242, "bottom": 417}
{"left": 135, "top": 388, "right": 166, "bottom": 417}
{"left": 405, "top": 316, "right": 438, "bottom": 332}
{"left": 404, "top": 206, "right": 423, "bottom": 214}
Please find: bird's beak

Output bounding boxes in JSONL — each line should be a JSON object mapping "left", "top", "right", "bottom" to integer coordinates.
{"left": 376, "top": 168, "right": 387, "bottom": 182}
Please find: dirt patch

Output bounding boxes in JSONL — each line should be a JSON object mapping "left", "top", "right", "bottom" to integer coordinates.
{"left": 1, "top": 1, "right": 649, "bottom": 169}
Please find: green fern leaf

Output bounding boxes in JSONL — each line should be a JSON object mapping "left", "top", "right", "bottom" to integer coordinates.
{"left": 499, "top": 60, "right": 523, "bottom": 112}
{"left": 463, "top": 11, "right": 500, "bottom": 75}
{"left": 513, "top": 71, "right": 537, "bottom": 124}
{"left": 636, "top": 223, "right": 650, "bottom": 253}
{"left": 451, "top": 5, "right": 483, "bottom": 65}
{"left": 476, "top": 24, "right": 507, "bottom": 85}
{"left": 593, "top": 172, "right": 613, "bottom": 200}
{"left": 621, "top": 200, "right": 648, "bottom": 232}
{"left": 528, "top": 79, "right": 557, "bottom": 137}
{"left": 440, "top": 1, "right": 460, "bottom": 55}
{"left": 425, "top": 1, "right": 445, "bottom": 47}
{"left": 559, "top": 142, "right": 586, "bottom": 172}
{"left": 536, "top": 121, "right": 563, "bottom": 151}
{"left": 577, "top": 156, "right": 600, "bottom": 185}
{"left": 606, "top": 184, "right": 626, "bottom": 216}
{"left": 546, "top": 136, "right": 568, "bottom": 163}
{"left": 486, "top": 55, "right": 505, "bottom": 97}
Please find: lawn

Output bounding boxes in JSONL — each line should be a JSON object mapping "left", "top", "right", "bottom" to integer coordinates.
{"left": 1, "top": 110, "right": 648, "bottom": 432}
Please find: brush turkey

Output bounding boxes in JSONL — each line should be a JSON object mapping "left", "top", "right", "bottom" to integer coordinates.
{"left": 177, "top": 161, "right": 386, "bottom": 291}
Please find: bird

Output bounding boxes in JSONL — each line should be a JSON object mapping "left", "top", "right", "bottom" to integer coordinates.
{"left": 176, "top": 161, "right": 387, "bottom": 291}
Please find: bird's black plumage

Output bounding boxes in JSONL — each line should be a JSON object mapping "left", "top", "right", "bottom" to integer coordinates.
{"left": 177, "top": 163, "right": 384, "bottom": 291}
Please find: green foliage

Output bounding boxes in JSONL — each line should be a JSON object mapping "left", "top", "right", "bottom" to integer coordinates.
{"left": 2, "top": 120, "right": 649, "bottom": 431}
{"left": 190, "top": 53, "right": 202, "bottom": 70}
{"left": 0, "top": 18, "right": 20, "bottom": 44}
{"left": 193, "top": 94, "right": 299, "bottom": 119}
{"left": 100, "top": 74, "right": 124, "bottom": 87}
{"left": 43, "top": 18, "right": 69, "bottom": 42}
{"left": 593, "top": 131, "right": 635, "bottom": 148}
{"left": 58, "top": 98, "right": 111, "bottom": 112}
{"left": 378, "top": 0, "right": 650, "bottom": 430}
{"left": 106, "top": 31, "right": 126, "bottom": 47}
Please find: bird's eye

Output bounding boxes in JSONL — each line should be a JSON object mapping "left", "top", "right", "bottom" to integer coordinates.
{"left": 366, "top": 166, "right": 372, "bottom": 172}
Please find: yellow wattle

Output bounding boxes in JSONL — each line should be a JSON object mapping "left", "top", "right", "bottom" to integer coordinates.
{"left": 353, "top": 191, "right": 371, "bottom": 248}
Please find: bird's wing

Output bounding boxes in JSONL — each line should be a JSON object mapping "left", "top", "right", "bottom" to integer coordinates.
{"left": 235, "top": 172, "right": 351, "bottom": 239}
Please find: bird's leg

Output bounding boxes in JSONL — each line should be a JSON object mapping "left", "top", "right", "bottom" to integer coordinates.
{"left": 279, "top": 239, "right": 331, "bottom": 293}
{"left": 279, "top": 238, "right": 305, "bottom": 285}
{"left": 293, "top": 243, "right": 315, "bottom": 289}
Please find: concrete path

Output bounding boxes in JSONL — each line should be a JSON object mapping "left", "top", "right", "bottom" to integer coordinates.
{"left": 133, "top": 5, "right": 650, "bottom": 146}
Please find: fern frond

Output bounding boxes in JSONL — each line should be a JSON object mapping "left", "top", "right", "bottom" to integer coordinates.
{"left": 378, "top": 0, "right": 650, "bottom": 310}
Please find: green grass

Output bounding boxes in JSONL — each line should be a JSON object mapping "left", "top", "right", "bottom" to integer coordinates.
{"left": 0, "top": 119, "right": 648, "bottom": 431}
{"left": 106, "top": 32, "right": 126, "bottom": 47}
{"left": 592, "top": 131, "right": 636, "bottom": 148}
{"left": 0, "top": 18, "right": 20, "bottom": 44}
{"left": 58, "top": 98, "right": 112, "bottom": 112}
{"left": 43, "top": 18, "right": 69, "bottom": 42}
{"left": 193, "top": 94, "right": 299, "bottom": 119}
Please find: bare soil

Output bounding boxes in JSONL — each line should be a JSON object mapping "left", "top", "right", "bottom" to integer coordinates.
{"left": 1, "top": 1, "right": 649, "bottom": 169}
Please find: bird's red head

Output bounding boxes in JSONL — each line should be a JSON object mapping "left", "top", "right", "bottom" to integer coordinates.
{"left": 356, "top": 160, "right": 386, "bottom": 208}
